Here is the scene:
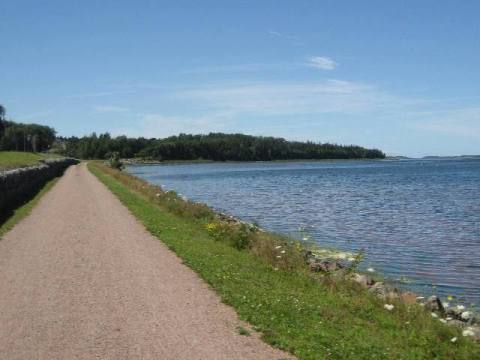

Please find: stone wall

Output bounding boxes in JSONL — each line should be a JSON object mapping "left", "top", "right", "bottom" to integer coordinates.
{"left": 0, "top": 158, "right": 78, "bottom": 218}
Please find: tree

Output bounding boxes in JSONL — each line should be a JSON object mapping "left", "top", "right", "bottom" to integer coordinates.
{"left": 0, "top": 104, "right": 6, "bottom": 139}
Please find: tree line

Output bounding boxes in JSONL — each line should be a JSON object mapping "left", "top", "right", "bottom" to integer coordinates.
{"left": 59, "top": 132, "right": 385, "bottom": 161}
{"left": 0, "top": 105, "right": 56, "bottom": 152}
{"left": 0, "top": 104, "right": 385, "bottom": 160}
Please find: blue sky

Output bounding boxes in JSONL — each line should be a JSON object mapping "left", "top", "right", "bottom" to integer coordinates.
{"left": 1, "top": 0, "right": 479, "bottom": 157}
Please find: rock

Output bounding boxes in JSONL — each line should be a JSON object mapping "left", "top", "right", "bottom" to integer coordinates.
{"left": 460, "top": 311, "right": 479, "bottom": 325}
{"left": 446, "top": 305, "right": 465, "bottom": 319}
{"left": 462, "top": 326, "right": 480, "bottom": 340}
{"left": 424, "top": 295, "right": 444, "bottom": 313}
{"left": 328, "top": 268, "right": 348, "bottom": 282}
{"left": 309, "top": 259, "right": 343, "bottom": 273}
{"left": 302, "top": 250, "right": 314, "bottom": 261}
{"left": 400, "top": 291, "right": 418, "bottom": 305}
{"left": 352, "top": 273, "right": 375, "bottom": 288}
{"left": 368, "top": 282, "right": 388, "bottom": 300}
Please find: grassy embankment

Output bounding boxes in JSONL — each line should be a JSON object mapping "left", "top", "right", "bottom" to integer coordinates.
{"left": 88, "top": 161, "right": 480, "bottom": 360}
{"left": 0, "top": 151, "right": 59, "bottom": 171}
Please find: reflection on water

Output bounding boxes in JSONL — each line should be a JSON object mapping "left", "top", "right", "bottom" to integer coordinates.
{"left": 127, "top": 159, "right": 480, "bottom": 305}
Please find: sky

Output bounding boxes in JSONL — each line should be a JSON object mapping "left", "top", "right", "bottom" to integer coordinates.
{"left": 1, "top": 0, "right": 479, "bottom": 157}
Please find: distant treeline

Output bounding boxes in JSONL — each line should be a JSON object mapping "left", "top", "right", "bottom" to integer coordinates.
{"left": 59, "top": 133, "right": 385, "bottom": 161}
{"left": 0, "top": 104, "right": 385, "bottom": 160}
{"left": 0, "top": 105, "right": 56, "bottom": 152}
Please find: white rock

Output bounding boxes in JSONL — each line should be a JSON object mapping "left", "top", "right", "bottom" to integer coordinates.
{"left": 451, "top": 337, "right": 457, "bottom": 343}
{"left": 462, "top": 329, "right": 475, "bottom": 337}
{"left": 384, "top": 304, "right": 394, "bottom": 311}
{"left": 461, "top": 311, "right": 473, "bottom": 320}
{"left": 431, "top": 313, "right": 438, "bottom": 318}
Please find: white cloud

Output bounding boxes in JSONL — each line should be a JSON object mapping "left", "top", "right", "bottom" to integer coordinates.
{"left": 307, "top": 56, "right": 337, "bottom": 70}
{"left": 267, "top": 30, "right": 303, "bottom": 45}
{"left": 93, "top": 105, "right": 129, "bottom": 114}
{"left": 66, "top": 90, "right": 134, "bottom": 99}
{"left": 172, "top": 80, "right": 392, "bottom": 116}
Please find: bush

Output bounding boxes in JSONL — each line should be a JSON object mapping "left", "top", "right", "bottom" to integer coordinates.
{"left": 205, "top": 221, "right": 254, "bottom": 250}
{"left": 108, "top": 152, "right": 123, "bottom": 170}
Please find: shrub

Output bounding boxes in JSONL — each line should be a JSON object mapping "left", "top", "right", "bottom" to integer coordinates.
{"left": 107, "top": 152, "right": 123, "bottom": 169}
{"left": 205, "top": 221, "right": 254, "bottom": 250}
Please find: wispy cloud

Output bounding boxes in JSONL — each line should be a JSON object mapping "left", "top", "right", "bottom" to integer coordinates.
{"left": 172, "top": 79, "right": 391, "bottom": 116}
{"left": 180, "top": 63, "right": 288, "bottom": 75}
{"left": 307, "top": 56, "right": 337, "bottom": 70}
{"left": 267, "top": 30, "right": 303, "bottom": 45}
{"left": 92, "top": 105, "right": 129, "bottom": 114}
{"left": 66, "top": 90, "right": 134, "bottom": 99}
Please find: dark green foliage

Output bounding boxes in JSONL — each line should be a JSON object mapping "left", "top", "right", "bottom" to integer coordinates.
{"left": 108, "top": 151, "right": 123, "bottom": 170}
{"left": 0, "top": 103, "right": 384, "bottom": 160}
{"left": 0, "top": 105, "right": 6, "bottom": 139}
{"left": 59, "top": 133, "right": 155, "bottom": 159}
{"left": 138, "top": 133, "right": 385, "bottom": 160}
{"left": 61, "top": 132, "right": 385, "bottom": 160}
{"left": 0, "top": 106, "right": 56, "bottom": 152}
{"left": 205, "top": 221, "right": 255, "bottom": 250}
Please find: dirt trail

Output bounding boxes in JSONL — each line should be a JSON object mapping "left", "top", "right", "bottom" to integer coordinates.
{"left": 0, "top": 163, "right": 291, "bottom": 360}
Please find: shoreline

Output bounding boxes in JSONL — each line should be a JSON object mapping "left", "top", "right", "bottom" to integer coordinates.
{"left": 88, "top": 161, "right": 480, "bottom": 356}
{"left": 107, "top": 161, "right": 480, "bottom": 344}
{"left": 125, "top": 160, "right": 479, "bottom": 310}
{"left": 214, "top": 206, "right": 479, "bottom": 327}
{"left": 122, "top": 157, "right": 387, "bottom": 166}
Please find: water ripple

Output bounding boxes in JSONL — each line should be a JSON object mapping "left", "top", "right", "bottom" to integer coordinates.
{"left": 128, "top": 159, "right": 480, "bottom": 305}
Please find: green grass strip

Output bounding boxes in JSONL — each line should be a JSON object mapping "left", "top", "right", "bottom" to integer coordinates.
{"left": 0, "top": 177, "right": 59, "bottom": 238}
{"left": 0, "top": 151, "right": 61, "bottom": 171}
{"left": 89, "top": 162, "right": 480, "bottom": 360}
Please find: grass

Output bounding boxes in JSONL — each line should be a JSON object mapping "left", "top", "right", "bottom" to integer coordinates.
{"left": 237, "top": 326, "right": 251, "bottom": 336}
{"left": 0, "top": 177, "right": 59, "bottom": 238}
{"left": 0, "top": 151, "right": 60, "bottom": 171}
{"left": 88, "top": 161, "right": 480, "bottom": 360}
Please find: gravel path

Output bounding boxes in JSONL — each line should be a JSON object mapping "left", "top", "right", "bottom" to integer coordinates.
{"left": 0, "top": 163, "right": 292, "bottom": 360}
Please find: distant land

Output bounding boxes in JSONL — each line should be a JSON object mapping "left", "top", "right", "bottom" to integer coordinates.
{"left": 386, "top": 155, "right": 480, "bottom": 160}
{"left": 421, "top": 155, "right": 480, "bottom": 160}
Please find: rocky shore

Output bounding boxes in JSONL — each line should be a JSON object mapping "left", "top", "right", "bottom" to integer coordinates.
{"left": 216, "top": 210, "right": 480, "bottom": 341}
{"left": 304, "top": 250, "right": 480, "bottom": 341}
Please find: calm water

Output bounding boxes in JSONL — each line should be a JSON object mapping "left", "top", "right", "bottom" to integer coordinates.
{"left": 127, "top": 159, "right": 480, "bottom": 305}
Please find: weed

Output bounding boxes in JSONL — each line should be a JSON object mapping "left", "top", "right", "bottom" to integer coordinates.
{"left": 237, "top": 326, "right": 251, "bottom": 336}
